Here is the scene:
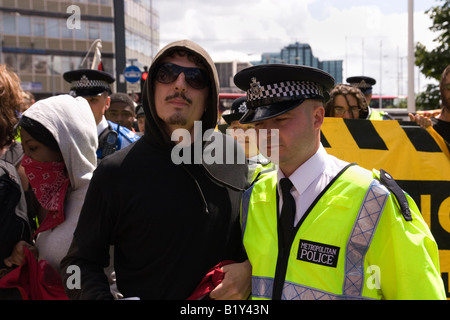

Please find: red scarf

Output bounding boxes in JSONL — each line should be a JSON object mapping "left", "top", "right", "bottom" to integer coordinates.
{"left": 21, "top": 155, "right": 70, "bottom": 237}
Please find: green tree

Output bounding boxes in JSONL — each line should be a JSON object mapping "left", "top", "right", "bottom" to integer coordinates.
{"left": 415, "top": 0, "right": 450, "bottom": 109}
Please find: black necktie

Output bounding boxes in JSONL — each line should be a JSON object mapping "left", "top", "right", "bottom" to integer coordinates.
{"left": 279, "top": 178, "right": 296, "bottom": 247}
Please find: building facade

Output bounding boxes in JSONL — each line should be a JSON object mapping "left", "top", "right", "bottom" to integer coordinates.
{"left": 253, "top": 42, "right": 343, "bottom": 83}
{"left": 0, "top": 0, "right": 159, "bottom": 99}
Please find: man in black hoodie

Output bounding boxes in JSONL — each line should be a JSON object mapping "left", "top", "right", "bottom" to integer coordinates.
{"left": 61, "top": 40, "right": 251, "bottom": 300}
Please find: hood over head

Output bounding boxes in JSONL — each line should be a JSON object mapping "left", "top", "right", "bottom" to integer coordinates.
{"left": 141, "top": 40, "right": 220, "bottom": 149}
{"left": 21, "top": 95, "right": 97, "bottom": 190}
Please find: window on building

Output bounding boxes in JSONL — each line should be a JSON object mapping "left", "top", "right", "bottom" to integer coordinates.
{"left": 59, "top": 56, "right": 72, "bottom": 74}
{"left": 32, "top": 17, "right": 46, "bottom": 37}
{"left": 88, "top": 22, "right": 100, "bottom": 40}
{"left": 17, "top": 16, "right": 31, "bottom": 36}
{"left": 34, "top": 55, "right": 49, "bottom": 74}
{"left": 47, "top": 18, "right": 60, "bottom": 38}
{"left": 101, "top": 23, "right": 113, "bottom": 42}
{"left": 74, "top": 21, "right": 87, "bottom": 40}
{"left": 3, "top": 53, "right": 17, "bottom": 72}
{"left": 2, "top": 14, "right": 16, "bottom": 35}
{"left": 61, "top": 19, "right": 73, "bottom": 38}
{"left": 18, "top": 54, "right": 32, "bottom": 73}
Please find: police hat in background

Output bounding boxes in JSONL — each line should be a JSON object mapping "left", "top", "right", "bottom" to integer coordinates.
{"left": 135, "top": 104, "right": 145, "bottom": 118}
{"left": 63, "top": 69, "right": 115, "bottom": 97}
{"left": 346, "top": 76, "right": 376, "bottom": 95}
{"left": 222, "top": 96, "right": 248, "bottom": 125}
{"left": 233, "top": 64, "right": 335, "bottom": 124}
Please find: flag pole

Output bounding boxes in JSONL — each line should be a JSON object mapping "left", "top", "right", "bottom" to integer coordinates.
{"left": 407, "top": 0, "right": 416, "bottom": 113}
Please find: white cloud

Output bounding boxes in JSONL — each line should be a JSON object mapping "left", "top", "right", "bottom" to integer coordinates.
{"left": 152, "top": 0, "right": 440, "bottom": 95}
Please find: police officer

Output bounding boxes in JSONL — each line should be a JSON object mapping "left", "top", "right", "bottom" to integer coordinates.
{"left": 222, "top": 96, "right": 275, "bottom": 182}
{"left": 63, "top": 69, "right": 140, "bottom": 160}
{"left": 347, "top": 76, "right": 393, "bottom": 120}
{"left": 235, "top": 64, "right": 446, "bottom": 300}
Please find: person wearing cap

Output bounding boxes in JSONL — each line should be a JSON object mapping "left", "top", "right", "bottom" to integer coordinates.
{"left": 135, "top": 104, "right": 145, "bottom": 135}
{"left": 63, "top": 69, "right": 140, "bottom": 160}
{"left": 222, "top": 96, "right": 274, "bottom": 182}
{"left": 236, "top": 64, "right": 445, "bottom": 300}
{"left": 347, "top": 76, "right": 393, "bottom": 120}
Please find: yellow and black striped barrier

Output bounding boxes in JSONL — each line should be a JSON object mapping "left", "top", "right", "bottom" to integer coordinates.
{"left": 322, "top": 117, "right": 450, "bottom": 297}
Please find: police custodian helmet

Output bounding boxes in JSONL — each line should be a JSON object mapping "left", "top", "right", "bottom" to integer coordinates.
{"left": 233, "top": 64, "right": 335, "bottom": 124}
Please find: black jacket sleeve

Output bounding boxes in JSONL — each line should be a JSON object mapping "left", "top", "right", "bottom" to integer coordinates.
{"left": 60, "top": 238, "right": 113, "bottom": 300}
{"left": 60, "top": 161, "right": 117, "bottom": 300}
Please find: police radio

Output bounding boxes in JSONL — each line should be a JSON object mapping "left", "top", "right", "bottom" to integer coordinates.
{"left": 101, "top": 130, "right": 118, "bottom": 158}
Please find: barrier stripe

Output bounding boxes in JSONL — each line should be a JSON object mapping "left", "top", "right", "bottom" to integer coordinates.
{"left": 399, "top": 121, "right": 442, "bottom": 153}
{"left": 321, "top": 118, "right": 450, "bottom": 181}
{"left": 320, "top": 131, "right": 331, "bottom": 148}
{"left": 344, "top": 119, "right": 388, "bottom": 150}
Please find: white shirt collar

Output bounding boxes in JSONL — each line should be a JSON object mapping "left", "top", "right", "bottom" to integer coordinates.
{"left": 97, "top": 116, "right": 109, "bottom": 136}
{"left": 277, "top": 144, "right": 328, "bottom": 195}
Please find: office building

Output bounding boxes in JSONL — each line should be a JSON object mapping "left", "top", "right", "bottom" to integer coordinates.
{"left": 0, "top": 0, "right": 159, "bottom": 99}
{"left": 253, "top": 42, "right": 343, "bottom": 83}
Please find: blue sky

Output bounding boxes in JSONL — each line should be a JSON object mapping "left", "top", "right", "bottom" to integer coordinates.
{"left": 152, "top": 0, "right": 443, "bottom": 95}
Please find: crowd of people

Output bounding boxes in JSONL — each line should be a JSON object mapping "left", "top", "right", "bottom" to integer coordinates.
{"left": 0, "top": 39, "right": 449, "bottom": 300}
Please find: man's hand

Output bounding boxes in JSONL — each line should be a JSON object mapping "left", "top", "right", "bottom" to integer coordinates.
{"left": 209, "top": 260, "right": 252, "bottom": 300}
{"left": 3, "top": 241, "right": 37, "bottom": 267}
{"left": 409, "top": 113, "right": 433, "bottom": 129}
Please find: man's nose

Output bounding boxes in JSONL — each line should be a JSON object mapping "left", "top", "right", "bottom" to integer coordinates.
{"left": 173, "top": 72, "right": 187, "bottom": 92}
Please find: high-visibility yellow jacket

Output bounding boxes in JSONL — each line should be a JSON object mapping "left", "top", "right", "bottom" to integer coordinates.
{"left": 368, "top": 109, "right": 390, "bottom": 120}
{"left": 241, "top": 164, "right": 446, "bottom": 300}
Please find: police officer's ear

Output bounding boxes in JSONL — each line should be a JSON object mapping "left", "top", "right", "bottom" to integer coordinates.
{"left": 312, "top": 101, "right": 325, "bottom": 129}
{"left": 105, "top": 94, "right": 111, "bottom": 111}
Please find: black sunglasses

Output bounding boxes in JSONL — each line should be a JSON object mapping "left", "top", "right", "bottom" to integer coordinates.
{"left": 155, "top": 62, "right": 210, "bottom": 90}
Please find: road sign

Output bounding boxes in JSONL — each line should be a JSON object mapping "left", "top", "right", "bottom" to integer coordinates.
{"left": 123, "top": 65, "right": 142, "bottom": 84}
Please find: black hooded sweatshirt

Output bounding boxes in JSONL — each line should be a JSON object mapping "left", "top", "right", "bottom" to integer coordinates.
{"left": 60, "top": 40, "right": 249, "bottom": 300}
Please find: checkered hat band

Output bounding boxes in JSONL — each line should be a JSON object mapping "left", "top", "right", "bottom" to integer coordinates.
{"left": 71, "top": 79, "right": 110, "bottom": 89}
{"left": 247, "top": 81, "right": 323, "bottom": 106}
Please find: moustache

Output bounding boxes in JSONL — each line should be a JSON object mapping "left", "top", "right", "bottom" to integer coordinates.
{"left": 165, "top": 92, "right": 193, "bottom": 105}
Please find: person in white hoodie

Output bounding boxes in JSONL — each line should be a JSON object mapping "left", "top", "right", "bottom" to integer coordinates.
{"left": 3, "top": 95, "right": 97, "bottom": 272}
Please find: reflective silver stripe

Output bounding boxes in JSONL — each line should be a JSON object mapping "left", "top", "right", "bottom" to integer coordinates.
{"left": 282, "top": 281, "right": 373, "bottom": 300}
{"left": 343, "top": 179, "right": 388, "bottom": 297}
{"left": 253, "top": 276, "right": 274, "bottom": 299}
{"left": 253, "top": 277, "right": 374, "bottom": 300}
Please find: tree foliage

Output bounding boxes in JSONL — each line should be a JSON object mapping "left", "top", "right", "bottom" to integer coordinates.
{"left": 415, "top": 0, "right": 450, "bottom": 109}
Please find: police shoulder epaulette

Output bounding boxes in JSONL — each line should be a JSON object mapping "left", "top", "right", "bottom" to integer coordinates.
{"left": 379, "top": 169, "right": 412, "bottom": 221}
{"left": 258, "top": 157, "right": 271, "bottom": 166}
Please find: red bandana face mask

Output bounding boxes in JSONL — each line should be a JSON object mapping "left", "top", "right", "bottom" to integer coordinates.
{"left": 21, "top": 155, "right": 70, "bottom": 236}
